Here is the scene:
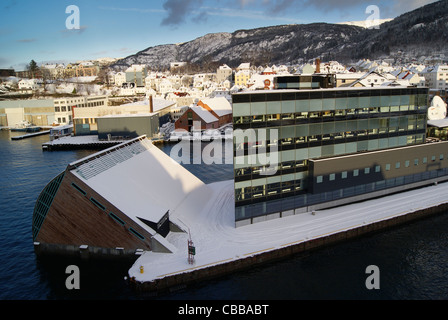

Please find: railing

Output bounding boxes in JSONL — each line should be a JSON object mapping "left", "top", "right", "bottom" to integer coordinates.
{"left": 70, "top": 136, "right": 153, "bottom": 180}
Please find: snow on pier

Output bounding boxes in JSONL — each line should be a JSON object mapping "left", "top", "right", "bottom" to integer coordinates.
{"left": 42, "top": 135, "right": 125, "bottom": 150}
{"left": 128, "top": 176, "right": 448, "bottom": 286}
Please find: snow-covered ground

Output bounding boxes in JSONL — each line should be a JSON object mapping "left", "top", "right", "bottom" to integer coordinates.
{"left": 42, "top": 135, "right": 124, "bottom": 146}
{"left": 128, "top": 177, "right": 448, "bottom": 283}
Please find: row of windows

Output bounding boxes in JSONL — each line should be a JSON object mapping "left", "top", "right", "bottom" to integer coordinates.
{"left": 55, "top": 106, "right": 71, "bottom": 112}
{"left": 70, "top": 182, "right": 146, "bottom": 241}
{"left": 234, "top": 134, "right": 426, "bottom": 173}
{"left": 234, "top": 106, "right": 426, "bottom": 126}
{"left": 233, "top": 94, "right": 428, "bottom": 116}
{"left": 54, "top": 101, "right": 106, "bottom": 112}
{"left": 235, "top": 132, "right": 425, "bottom": 165}
{"left": 236, "top": 150, "right": 446, "bottom": 204}
{"left": 235, "top": 168, "right": 448, "bottom": 220}
{"left": 233, "top": 88, "right": 428, "bottom": 103}
{"left": 235, "top": 179, "right": 307, "bottom": 204}
{"left": 316, "top": 154, "right": 447, "bottom": 184}
{"left": 234, "top": 116, "right": 425, "bottom": 143}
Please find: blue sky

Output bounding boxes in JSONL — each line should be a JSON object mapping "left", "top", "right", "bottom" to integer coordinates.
{"left": 0, "top": 0, "right": 439, "bottom": 70}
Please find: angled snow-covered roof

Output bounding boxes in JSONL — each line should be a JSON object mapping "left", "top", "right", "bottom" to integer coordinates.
{"left": 70, "top": 136, "right": 210, "bottom": 234}
{"left": 199, "top": 97, "right": 232, "bottom": 117}
{"left": 122, "top": 97, "right": 175, "bottom": 112}
{"left": 189, "top": 104, "right": 219, "bottom": 123}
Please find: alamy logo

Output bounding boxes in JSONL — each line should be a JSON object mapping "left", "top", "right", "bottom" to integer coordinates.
{"left": 65, "top": 5, "right": 80, "bottom": 30}
{"left": 65, "top": 265, "right": 80, "bottom": 290}
{"left": 169, "top": 122, "right": 279, "bottom": 176}
{"left": 365, "top": 265, "right": 380, "bottom": 290}
{"left": 365, "top": 5, "right": 381, "bottom": 30}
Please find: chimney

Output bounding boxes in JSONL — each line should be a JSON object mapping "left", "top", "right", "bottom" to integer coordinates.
{"left": 149, "top": 95, "right": 153, "bottom": 113}
{"left": 315, "top": 58, "right": 321, "bottom": 74}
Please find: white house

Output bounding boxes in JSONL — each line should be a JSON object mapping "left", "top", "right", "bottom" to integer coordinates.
{"left": 18, "top": 79, "right": 39, "bottom": 91}
{"left": 114, "top": 72, "right": 126, "bottom": 87}
{"left": 421, "top": 65, "right": 448, "bottom": 91}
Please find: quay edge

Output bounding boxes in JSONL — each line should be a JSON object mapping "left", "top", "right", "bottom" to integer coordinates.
{"left": 129, "top": 201, "right": 448, "bottom": 293}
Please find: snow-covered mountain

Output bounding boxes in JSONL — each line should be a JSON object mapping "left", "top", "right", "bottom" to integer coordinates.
{"left": 112, "top": 0, "right": 448, "bottom": 70}
{"left": 112, "top": 23, "right": 362, "bottom": 70}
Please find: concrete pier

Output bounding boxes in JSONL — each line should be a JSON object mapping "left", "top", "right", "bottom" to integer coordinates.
{"left": 11, "top": 130, "right": 50, "bottom": 140}
{"left": 127, "top": 179, "right": 448, "bottom": 294}
{"left": 130, "top": 202, "right": 448, "bottom": 293}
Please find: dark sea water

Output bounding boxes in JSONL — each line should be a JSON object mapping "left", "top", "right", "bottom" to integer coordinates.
{"left": 1, "top": 129, "right": 448, "bottom": 301}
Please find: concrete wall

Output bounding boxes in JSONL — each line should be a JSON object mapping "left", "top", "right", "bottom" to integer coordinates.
{"left": 97, "top": 115, "right": 159, "bottom": 140}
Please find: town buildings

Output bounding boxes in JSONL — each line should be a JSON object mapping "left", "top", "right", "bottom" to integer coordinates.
{"left": 421, "top": 65, "right": 448, "bottom": 92}
{"left": 231, "top": 74, "right": 446, "bottom": 227}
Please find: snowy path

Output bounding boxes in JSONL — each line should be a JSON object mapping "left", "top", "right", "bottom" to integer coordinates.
{"left": 129, "top": 179, "right": 448, "bottom": 283}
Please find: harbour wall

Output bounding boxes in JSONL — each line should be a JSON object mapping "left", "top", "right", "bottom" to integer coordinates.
{"left": 33, "top": 242, "right": 144, "bottom": 261}
{"left": 130, "top": 201, "right": 448, "bottom": 293}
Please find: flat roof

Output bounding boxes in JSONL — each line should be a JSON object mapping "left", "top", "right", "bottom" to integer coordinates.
{"left": 428, "top": 118, "right": 448, "bottom": 128}
{"left": 232, "top": 86, "right": 427, "bottom": 95}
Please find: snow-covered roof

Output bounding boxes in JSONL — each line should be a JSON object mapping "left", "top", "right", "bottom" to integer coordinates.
{"left": 70, "top": 136, "right": 210, "bottom": 235}
{"left": 428, "top": 118, "right": 448, "bottom": 128}
{"left": 122, "top": 98, "right": 175, "bottom": 113}
{"left": 199, "top": 97, "right": 232, "bottom": 117}
{"left": 189, "top": 105, "right": 219, "bottom": 123}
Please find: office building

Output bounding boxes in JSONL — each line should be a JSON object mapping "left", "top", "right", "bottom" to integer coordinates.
{"left": 232, "top": 75, "right": 448, "bottom": 227}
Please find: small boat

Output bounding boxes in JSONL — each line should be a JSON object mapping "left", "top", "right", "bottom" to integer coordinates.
{"left": 10, "top": 120, "right": 41, "bottom": 132}
{"left": 49, "top": 124, "right": 73, "bottom": 141}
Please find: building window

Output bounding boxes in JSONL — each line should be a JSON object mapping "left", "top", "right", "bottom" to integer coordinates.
{"left": 109, "top": 212, "right": 125, "bottom": 226}
{"left": 386, "top": 164, "right": 391, "bottom": 171}
{"left": 129, "top": 227, "right": 145, "bottom": 241}
{"left": 423, "top": 157, "right": 427, "bottom": 164}
{"left": 353, "top": 169, "right": 359, "bottom": 177}
{"left": 365, "top": 168, "right": 370, "bottom": 174}
{"left": 317, "top": 176, "right": 323, "bottom": 184}
{"left": 414, "top": 159, "right": 419, "bottom": 166}
{"left": 90, "top": 197, "right": 105, "bottom": 211}
{"left": 396, "top": 162, "right": 401, "bottom": 169}
{"left": 71, "top": 183, "right": 86, "bottom": 196}
{"left": 342, "top": 171, "right": 348, "bottom": 179}
{"left": 405, "top": 160, "right": 410, "bottom": 168}
{"left": 329, "top": 173, "right": 336, "bottom": 181}
{"left": 440, "top": 154, "right": 444, "bottom": 160}
{"left": 375, "top": 165, "right": 381, "bottom": 173}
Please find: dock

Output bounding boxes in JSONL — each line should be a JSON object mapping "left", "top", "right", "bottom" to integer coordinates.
{"left": 42, "top": 135, "right": 126, "bottom": 151}
{"left": 127, "top": 179, "right": 448, "bottom": 293}
{"left": 11, "top": 130, "right": 50, "bottom": 140}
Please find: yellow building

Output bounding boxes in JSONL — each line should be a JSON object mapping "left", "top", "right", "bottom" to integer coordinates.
{"left": 235, "top": 70, "right": 251, "bottom": 87}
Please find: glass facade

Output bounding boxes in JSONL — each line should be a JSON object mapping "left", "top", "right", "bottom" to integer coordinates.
{"left": 32, "top": 172, "right": 65, "bottom": 241}
{"left": 232, "top": 86, "right": 429, "bottom": 223}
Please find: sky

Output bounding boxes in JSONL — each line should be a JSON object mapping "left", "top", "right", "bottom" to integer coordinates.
{"left": 0, "top": 0, "right": 440, "bottom": 70}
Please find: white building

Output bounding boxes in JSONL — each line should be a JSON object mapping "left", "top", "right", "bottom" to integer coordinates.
{"left": 18, "top": 79, "right": 39, "bottom": 91}
{"left": 114, "top": 72, "right": 126, "bottom": 87}
{"left": 421, "top": 65, "right": 448, "bottom": 91}
{"left": 216, "top": 64, "right": 233, "bottom": 84}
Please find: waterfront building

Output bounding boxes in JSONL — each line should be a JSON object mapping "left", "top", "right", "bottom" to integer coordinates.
{"left": 73, "top": 96, "right": 174, "bottom": 136}
{"left": 54, "top": 96, "right": 86, "bottom": 125}
{"left": 175, "top": 104, "right": 219, "bottom": 131}
{"left": 32, "top": 136, "right": 211, "bottom": 256}
{"left": 0, "top": 99, "right": 55, "bottom": 127}
{"left": 97, "top": 113, "right": 160, "bottom": 140}
{"left": 232, "top": 74, "right": 448, "bottom": 227}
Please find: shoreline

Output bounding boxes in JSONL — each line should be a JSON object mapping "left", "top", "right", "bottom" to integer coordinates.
{"left": 127, "top": 179, "right": 448, "bottom": 293}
